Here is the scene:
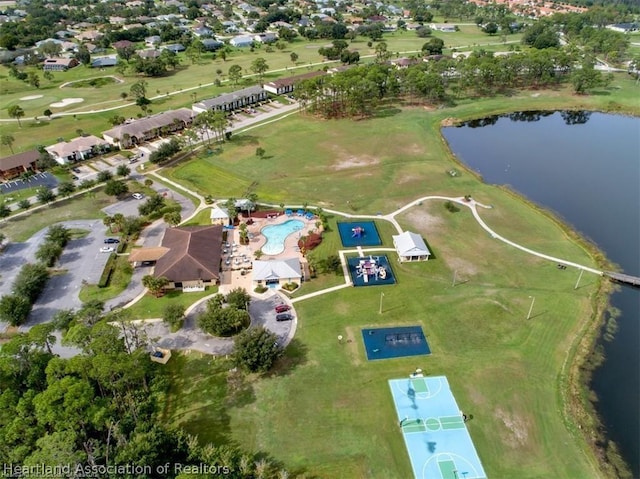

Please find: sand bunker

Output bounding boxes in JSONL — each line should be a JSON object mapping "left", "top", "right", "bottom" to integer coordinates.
{"left": 50, "top": 98, "right": 84, "bottom": 108}
{"left": 20, "top": 94, "right": 44, "bottom": 101}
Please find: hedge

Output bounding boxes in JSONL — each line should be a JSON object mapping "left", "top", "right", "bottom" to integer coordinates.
{"left": 98, "top": 253, "right": 117, "bottom": 288}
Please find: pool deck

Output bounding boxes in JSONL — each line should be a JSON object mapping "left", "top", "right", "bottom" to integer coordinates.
{"left": 220, "top": 212, "right": 320, "bottom": 291}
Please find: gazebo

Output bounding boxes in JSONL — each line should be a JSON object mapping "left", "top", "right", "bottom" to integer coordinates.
{"left": 392, "top": 231, "right": 431, "bottom": 262}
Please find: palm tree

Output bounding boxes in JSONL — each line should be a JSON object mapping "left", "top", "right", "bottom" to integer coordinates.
{"left": 103, "top": 216, "right": 113, "bottom": 233}
{"left": 112, "top": 213, "right": 125, "bottom": 233}
{"left": 8, "top": 105, "right": 25, "bottom": 127}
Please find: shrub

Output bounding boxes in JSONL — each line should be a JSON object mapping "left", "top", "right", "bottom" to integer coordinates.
{"left": 444, "top": 201, "right": 460, "bottom": 213}
{"left": 282, "top": 282, "right": 299, "bottom": 292}
{"left": 163, "top": 304, "right": 186, "bottom": 332}
{"left": 98, "top": 253, "right": 117, "bottom": 288}
{"left": 234, "top": 327, "right": 283, "bottom": 373}
{"left": 0, "top": 294, "right": 32, "bottom": 326}
{"left": 254, "top": 285, "right": 268, "bottom": 294}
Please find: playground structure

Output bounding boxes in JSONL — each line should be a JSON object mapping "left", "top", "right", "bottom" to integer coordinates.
{"left": 352, "top": 226, "right": 365, "bottom": 238}
{"left": 356, "top": 256, "right": 387, "bottom": 283}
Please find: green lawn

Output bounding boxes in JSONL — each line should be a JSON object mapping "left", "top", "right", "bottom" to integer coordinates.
{"left": 79, "top": 254, "right": 133, "bottom": 303}
{"left": 157, "top": 90, "right": 637, "bottom": 477}
{"left": 125, "top": 288, "right": 215, "bottom": 319}
{"left": 181, "top": 207, "right": 212, "bottom": 226}
{"left": 0, "top": 187, "right": 116, "bottom": 242}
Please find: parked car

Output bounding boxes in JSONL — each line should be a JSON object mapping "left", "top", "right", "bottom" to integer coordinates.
{"left": 132, "top": 193, "right": 144, "bottom": 200}
{"left": 100, "top": 246, "right": 115, "bottom": 253}
{"left": 71, "top": 175, "right": 79, "bottom": 180}
{"left": 275, "top": 304, "right": 291, "bottom": 313}
{"left": 72, "top": 167, "right": 81, "bottom": 173}
{"left": 104, "top": 238, "right": 120, "bottom": 244}
{"left": 276, "top": 313, "right": 293, "bottom": 322}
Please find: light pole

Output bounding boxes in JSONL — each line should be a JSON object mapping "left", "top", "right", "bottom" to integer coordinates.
{"left": 452, "top": 269, "right": 457, "bottom": 287}
{"left": 575, "top": 269, "right": 584, "bottom": 290}
{"left": 379, "top": 292, "right": 384, "bottom": 314}
{"left": 527, "top": 296, "right": 535, "bottom": 320}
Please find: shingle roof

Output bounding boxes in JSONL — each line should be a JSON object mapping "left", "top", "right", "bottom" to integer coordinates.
{"left": 102, "top": 108, "right": 194, "bottom": 141}
{"left": 252, "top": 258, "right": 302, "bottom": 281}
{"left": 154, "top": 225, "right": 223, "bottom": 282}
{"left": 264, "top": 70, "right": 326, "bottom": 89}
{"left": 193, "top": 86, "right": 265, "bottom": 110}
{"left": 0, "top": 149, "right": 40, "bottom": 171}
{"left": 45, "top": 135, "right": 108, "bottom": 158}
{"left": 128, "top": 247, "right": 170, "bottom": 263}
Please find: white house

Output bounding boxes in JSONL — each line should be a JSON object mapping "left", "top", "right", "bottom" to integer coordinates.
{"left": 210, "top": 204, "right": 230, "bottom": 225}
{"left": 45, "top": 135, "right": 110, "bottom": 165}
{"left": 229, "top": 35, "right": 254, "bottom": 47}
{"left": 252, "top": 258, "right": 302, "bottom": 289}
{"left": 392, "top": 231, "right": 431, "bottom": 262}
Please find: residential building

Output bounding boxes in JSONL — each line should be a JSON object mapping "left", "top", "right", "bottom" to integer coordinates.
{"left": 192, "top": 86, "right": 267, "bottom": 114}
{"left": 91, "top": 56, "right": 118, "bottom": 68}
{"left": 0, "top": 150, "right": 39, "bottom": 180}
{"left": 45, "top": 135, "right": 110, "bottom": 165}
{"left": 42, "top": 57, "right": 79, "bottom": 71}
{"left": 229, "top": 35, "right": 254, "bottom": 47}
{"left": 263, "top": 70, "right": 326, "bottom": 95}
{"left": 102, "top": 108, "right": 195, "bottom": 148}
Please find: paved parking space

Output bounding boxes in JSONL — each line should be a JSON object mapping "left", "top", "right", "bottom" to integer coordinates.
{"left": 102, "top": 194, "right": 145, "bottom": 218}
{"left": 0, "top": 172, "right": 58, "bottom": 194}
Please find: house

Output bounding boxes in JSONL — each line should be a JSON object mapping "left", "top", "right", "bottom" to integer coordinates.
{"left": 390, "top": 57, "right": 419, "bottom": 69}
{"left": 145, "top": 35, "right": 162, "bottom": 47}
{"left": 45, "top": 135, "right": 110, "bottom": 165}
{"left": 42, "top": 57, "right": 79, "bottom": 71}
{"left": 192, "top": 26, "right": 214, "bottom": 37}
{"left": 607, "top": 23, "right": 638, "bottom": 33}
{"left": 430, "top": 23, "right": 456, "bottom": 32}
{"left": 254, "top": 32, "right": 278, "bottom": 44}
{"left": 192, "top": 86, "right": 267, "bottom": 114}
{"left": 91, "top": 56, "right": 118, "bottom": 68}
{"left": 252, "top": 258, "right": 302, "bottom": 289}
{"left": 0, "top": 149, "right": 39, "bottom": 180}
{"left": 138, "top": 49, "right": 161, "bottom": 59}
{"left": 229, "top": 35, "right": 254, "bottom": 47}
{"left": 112, "top": 40, "right": 134, "bottom": 50}
{"left": 153, "top": 225, "right": 223, "bottom": 291}
{"left": 263, "top": 70, "right": 326, "bottom": 95}
{"left": 75, "top": 30, "right": 103, "bottom": 42}
{"left": 201, "top": 38, "right": 224, "bottom": 51}
{"left": 102, "top": 108, "right": 194, "bottom": 148}
{"left": 210, "top": 205, "right": 230, "bottom": 225}
{"left": 164, "top": 43, "right": 185, "bottom": 53}
{"left": 392, "top": 231, "right": 431, "bottom": 262}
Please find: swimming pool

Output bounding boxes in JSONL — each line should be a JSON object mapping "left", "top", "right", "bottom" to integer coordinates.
{"left": 261, "top": 219, "right": 304, "bottom": 255}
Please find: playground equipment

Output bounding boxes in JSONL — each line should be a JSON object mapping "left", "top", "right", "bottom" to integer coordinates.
{"left": 352, "top": 226, "right": 365, "bottom": 238}
{"left": 356, "top": 256, "right": 386, "bottom": 283}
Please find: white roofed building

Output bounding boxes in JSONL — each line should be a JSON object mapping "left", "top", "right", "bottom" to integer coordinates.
{"left": 392, "top": 231, "right": 431, "bottom": 262}
{"left": 252, "top": 258, "right": 302, "bottom": 289}
{"left": 210, "top": 205, "right": 230, "bottom": 225}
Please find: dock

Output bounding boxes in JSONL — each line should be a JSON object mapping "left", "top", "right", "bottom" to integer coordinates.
{"left": 604, "top": 272, "right": 640, "bottom": 287}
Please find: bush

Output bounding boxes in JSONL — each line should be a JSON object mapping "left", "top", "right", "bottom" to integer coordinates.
{"left": 98, "top": 253, "right": 117, "bottom": 288}
{"left": 199, "top": 302, "right": 249, "bottom": 337}
{"left": 234, "top": 326, "right": 283, "bottom": 373}
{"left": 282, "top": 282, "right": 299, "bottom": 292}
{"left": 444, "top": 201, "right": 460, "bottom": 213}
{"left": 163, "top": 304, "right": 185, "bottom": 332}
{"left": 254, "top": 285, "right": 268, "bottom": 294}
{"left": 0, "top": 294, "right": 32, "bottom": 326}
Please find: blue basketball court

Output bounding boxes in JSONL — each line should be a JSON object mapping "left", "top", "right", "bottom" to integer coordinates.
{"left": 389, "top": 376, "right": 487, "bottom": 479}
{"left": 337, "top": 221, "right": 382, "bottom": 247}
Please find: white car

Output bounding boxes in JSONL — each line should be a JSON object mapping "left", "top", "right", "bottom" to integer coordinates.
{"left": 132, "top": 193, "right": 144, "bottom": 200}
{"left": 100, "top": 246, "right": 115, "bottom": 253}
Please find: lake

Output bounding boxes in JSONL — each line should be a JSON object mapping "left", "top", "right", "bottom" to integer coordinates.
{"left": 443, "top": 111, "right": 640, "bottom": 477}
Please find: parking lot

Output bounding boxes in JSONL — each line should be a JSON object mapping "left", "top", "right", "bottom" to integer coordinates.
{"left": 0, "top": 172, "right": 58, "bottom": 194}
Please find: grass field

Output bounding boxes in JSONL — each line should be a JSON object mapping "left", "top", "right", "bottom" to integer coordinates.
{"left": 155, "top": 88, "right": 638, "bottom": 477}
{"left": 124, "top": 288, "right": 215, "bottom": 319}
{"left": 1, "top": 28, "right": 526, "bottom": 152}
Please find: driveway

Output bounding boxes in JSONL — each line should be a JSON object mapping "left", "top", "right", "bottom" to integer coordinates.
{"left": 135, "top": 290, "right": 295, "bottom": 355}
